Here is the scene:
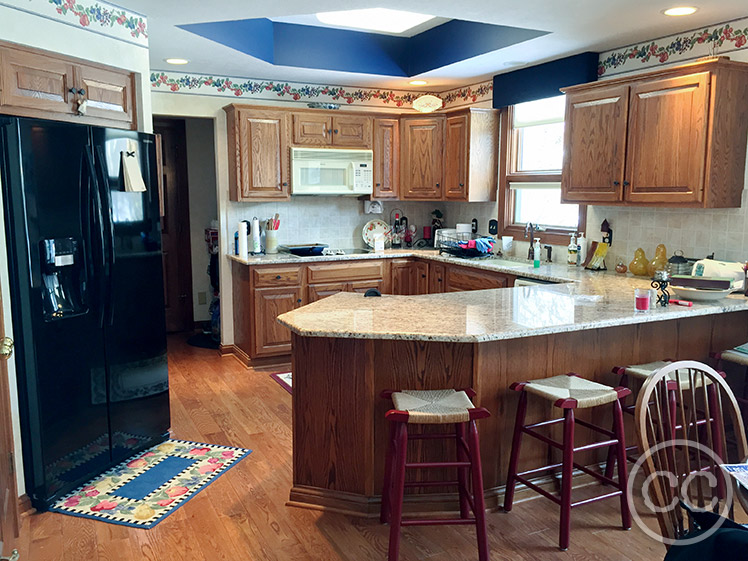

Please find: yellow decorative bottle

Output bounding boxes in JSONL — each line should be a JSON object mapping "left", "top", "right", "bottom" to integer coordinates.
{"left": 629, "top": 248, "right": 649, "bottom": 277}
{"left": 647, "top": 244, "right": 668, "bottom": 277}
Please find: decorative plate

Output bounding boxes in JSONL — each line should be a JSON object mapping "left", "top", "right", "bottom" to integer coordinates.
{"left": 362, "top": 219, "right": 390, "bottom": 248}
{"left": 671, "top": 285, "right": 732, "bottom": 302}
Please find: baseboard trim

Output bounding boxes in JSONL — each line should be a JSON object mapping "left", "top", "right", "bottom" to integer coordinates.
{"left": 288, "top": 464, "right": 610, "bottom": 518}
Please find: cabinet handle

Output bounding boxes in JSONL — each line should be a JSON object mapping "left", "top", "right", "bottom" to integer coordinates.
{"left": 623, "top": 181, "right": 630, "bottom": 186}
{"left": 276, "top": 275, "right": 282, "bottom": 280}
{"left": 613, "top": 181, "right": 620, "bottom": 186}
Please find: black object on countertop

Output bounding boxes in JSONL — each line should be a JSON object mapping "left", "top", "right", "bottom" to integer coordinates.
{"left": 279, "top": 243, "right": 329, "bottom": 256}
{"left": 1, "top": 116, "right": 170, "bottom": 510}
{"left": 364, "top": 289, "right": 382, "bottom": 297}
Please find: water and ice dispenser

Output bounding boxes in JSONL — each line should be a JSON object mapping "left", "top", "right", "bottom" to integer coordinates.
{"left": 40, "top": 237, "right": 87, "bottom": 320}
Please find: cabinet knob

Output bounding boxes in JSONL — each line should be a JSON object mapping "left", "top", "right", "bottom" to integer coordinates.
{"left": 438, "top": 278, "right": 442, "bottom": 282}
{"left": 623, "top": 181, "right": 630, "bottom": 186}
{"left": 282, "top": 182, "right": 288, "bottom": 187}
{"left": 436, "top": 183, "right": 440, "bottom": 187}
{"left": 459, "top": 183, "right": 464, "bottom": 187}
{"left": 297, "top": 298, "right": 302, "bottom": 304}
{"left": 376, "top": 183, "right": 381, "bottom": 187}
{"left": 613, "top": 181, "right": 620, "bottom": 186}
{"left": 328, "top": 129, "right": 333, "bottom": 135}
{"left": 79, "top": 88, "right": 86, "bottom": 97}
{"left": 421, "top": 274, "right": 426, "bottom": 278}
{"left": 276, "top": 275, "right": 282, "bottom": 280}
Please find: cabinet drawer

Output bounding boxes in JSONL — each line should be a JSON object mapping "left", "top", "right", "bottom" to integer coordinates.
{"left": 307, "top": 261, "right": 384, "bottom": 283}
{"left": 446, "top": 267, "right": 510, "bottom": 292}
{"left": 252, "top": 266, "right": 302, "bottom": 287}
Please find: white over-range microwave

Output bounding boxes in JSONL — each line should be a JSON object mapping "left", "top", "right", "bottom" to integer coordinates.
{"left": 290, "top": 147, "right": 373, "bottom": 196}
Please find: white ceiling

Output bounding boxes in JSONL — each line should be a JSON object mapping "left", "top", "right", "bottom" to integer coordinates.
{"left": 119, "top": 0, "right": 748, "bottom": 90}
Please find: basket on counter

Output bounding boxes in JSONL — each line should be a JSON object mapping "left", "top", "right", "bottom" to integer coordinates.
{"left": 437, "top": 231, "right": 495, "bottom": 258}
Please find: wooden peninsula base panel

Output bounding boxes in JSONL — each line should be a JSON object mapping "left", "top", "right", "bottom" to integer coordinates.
{"left": 289, "top": 311, "right": 748, "bottom": 517}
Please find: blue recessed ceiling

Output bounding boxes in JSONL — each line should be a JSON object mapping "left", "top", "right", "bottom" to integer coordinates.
{"left": 178, "top": 18, "right": 549, "bottom": 77}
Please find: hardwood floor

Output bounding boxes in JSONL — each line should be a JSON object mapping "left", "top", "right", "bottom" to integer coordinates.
{"left": 16, "top": 335, "right": 674, "bottom": 560}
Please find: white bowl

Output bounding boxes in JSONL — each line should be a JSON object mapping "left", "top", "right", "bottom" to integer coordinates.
{"left": 671, "top": 285, "right": 732, "bottom": 302}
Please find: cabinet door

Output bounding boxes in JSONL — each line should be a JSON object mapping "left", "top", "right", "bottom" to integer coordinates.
{"left": 75, "top": 64, "right": 135, "bottom": 126}
{"left": 292, "top": 113, "right": 332, "bottom": 145}
{"left": 332, "top": 115, "right": 372, "bottom": 147}
{"left": 400, "top": 117, "right": 444, "bottom": 200}
{"left": 444, "top": 114, "right": 468, "bottom": 200}
{"left": 413, "top": 261, "right": 429, "bottom": 295}
{"left": 308, "top": 261, "right": 384, "bottom": 284}
{"left": 561, "top": 85, "right": 629, "bottom": 203}
{"left": 446, "top": 267, "right": 509, "bottom": 292}
{"left": 373, "top": 118, "right": 399, "bottom": 198}
{"left": 429, "top": 263, "right": 446, "bottom": 294}
{"left": 349, "top": 279, "right": 384, "bottom": 294}
{"left": 235, "top": 110, "right": 290, "bottom": 200}
{"left": 390, "top": 259, "right": 415, "bottom": 295}
{"left": 308, "top": 282, "right": 347, "bottom": 303}
{"left": 625, "top": 72, "right": 710, "bottom": 204}
{"left": 253, "top": 286, "right": 303, "bottom": 357}
{"left": 0, "top": 47, "right": 76, "bottom": 114}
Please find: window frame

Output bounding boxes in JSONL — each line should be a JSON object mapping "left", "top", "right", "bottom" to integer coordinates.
{"left": 498, "top": 105, "right": 586, "bottom": 246}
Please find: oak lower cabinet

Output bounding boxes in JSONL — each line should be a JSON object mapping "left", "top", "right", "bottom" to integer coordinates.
{"left": 225, "top": 106, "right": 290, "bottom": 201}
{"left": 390, "top": 259, "right": 416, "bottom": 295}
{"left": 429, "top": 263, "right": 446, "bottom": 293}
{"left": 306, "top": 261, "right": 386, "bottom": 302}
{"left": 413, "top": 261, "right": 429, "bottom": 295}
{"left": 445, "top": 266, "right": 514, "bottom": 292}
{"left": 0, "top": 43, "right": 137, "bottom": 129}
{"left": 400, "top": 116, "right": 444, "bottom": 200}
{"left": 561, "top": 58, "right": 748, "bottom": 208}
{"left": 444, "top": 109, "right": 499, "bottom": 202}
{"left": 373, "top": 118, "right": 399, "bottom": 198}
{"left": 253, "top": 286, "right": 304, "bottom": 356}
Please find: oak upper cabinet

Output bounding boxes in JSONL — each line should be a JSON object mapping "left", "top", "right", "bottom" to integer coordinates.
{"left": 444, "top": 109, "right": 499, "bottom": 202}
{"left": 373, "top": 118, "right": 399, "bottom": 198}
{"left": 561, "top": 58, "right": 748, "bottom": 208}
{"left": 292, "top": 112, "right": 372, "bottom": 147}
{"left": 0, "top": 44, "right": 137, "bottom": 129}
{"left": 400, "top": 115, "right": 444, "bottom": 200}
{"left": 561, "top": 85, "right": 629, "bottom": 203}
{"left": 624, "top": 72, "right": 709, "bottom": 204}
{"left": 225, "top": 105, "right": 290, "bottom": 201}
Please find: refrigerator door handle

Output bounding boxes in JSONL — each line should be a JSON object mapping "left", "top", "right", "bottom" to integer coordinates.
{"left": 84, "top": 148, "right": 106, "bottom": 328}
{"left": 78, "top": 152, "right": 95, "bottom": 287}
{"left": 93, "top": 146, "right": 115, "bottom": 326}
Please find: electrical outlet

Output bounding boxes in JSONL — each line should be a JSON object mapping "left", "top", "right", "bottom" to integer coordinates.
{"left": 197, "top": 291, "right": 207, "bottom": 305}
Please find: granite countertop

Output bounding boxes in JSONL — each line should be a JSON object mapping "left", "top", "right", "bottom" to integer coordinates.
{"left": 261, "top": 249, "right": 748, "bottom": 343}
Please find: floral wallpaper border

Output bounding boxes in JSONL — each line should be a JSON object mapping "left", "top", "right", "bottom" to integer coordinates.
{"left": 150, "top": 71, "right": 493, "bottom": 109}
{"left": 0, "top": 0, "right": 148, "bottom": 46}
{"left": 598, "top": 17, "right": 748, "bottom": 77}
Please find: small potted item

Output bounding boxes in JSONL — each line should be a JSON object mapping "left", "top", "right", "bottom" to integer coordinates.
{"left": 615, "top": 259, "right": 627, "bottom": 274}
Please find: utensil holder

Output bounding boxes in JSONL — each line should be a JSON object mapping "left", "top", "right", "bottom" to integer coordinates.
{"left": 265, "top": 230, "right": 279, "bottom": 254}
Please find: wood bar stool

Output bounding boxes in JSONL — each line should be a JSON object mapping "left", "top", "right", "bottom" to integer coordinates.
{"left": 712, "top": 350, "right": 748, "bottom": 427}
{"left": 503, "top": 373, "right": 631, "bottom": 551}
{"left": 380, "top": 388, "right": 490, "bottom": 561}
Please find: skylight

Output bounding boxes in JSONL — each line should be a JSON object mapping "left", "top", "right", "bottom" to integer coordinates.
{"left": 315, "top": 8, "right": 435, "bottom": 35}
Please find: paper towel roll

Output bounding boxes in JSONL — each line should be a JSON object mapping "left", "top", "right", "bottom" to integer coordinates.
{"left": 251, "top": 217, "right": 262, "bottom": 254}
{"left": 238, "top": 221, "right": 248, "bottom": 259}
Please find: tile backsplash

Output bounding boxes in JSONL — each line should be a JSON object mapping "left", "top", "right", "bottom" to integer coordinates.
{"left": 225, "top": 198, "right": 498, "bottom": 251}
{"left": 586, "top": 189, "right": 748, "bottom": 266}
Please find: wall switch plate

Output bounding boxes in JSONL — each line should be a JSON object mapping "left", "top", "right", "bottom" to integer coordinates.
{"left": 197, "top": 291, "right": 207, "bottom": 305}
{"left": 364, "top": 200, "right": 383, "bottom": 214}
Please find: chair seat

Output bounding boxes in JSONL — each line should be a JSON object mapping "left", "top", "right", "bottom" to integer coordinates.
{"left": 391, "top": 389, "right": 475, "bottom": 424}
{"left": 719, "top": 350, "right": 748, "bottom": 367}
{"left": 524, "top": 374, "right": 619, "bottom": 408}
{"left": 621, "top": 360, "right": 717, "bottom": 388}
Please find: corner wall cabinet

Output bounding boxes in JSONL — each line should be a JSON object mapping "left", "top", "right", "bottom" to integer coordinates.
{"left": 0, "top": 42, "right": 137, "bottom": 129}
{"left": 561, "top": 57, "right": 748, "bottom": 208}
{"left": 223, "top": 104, "right": 500, "bottom": 202}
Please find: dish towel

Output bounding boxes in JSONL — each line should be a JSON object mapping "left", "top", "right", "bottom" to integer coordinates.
{"left": 122, "top": 139, "right": 147, "bottom": 192}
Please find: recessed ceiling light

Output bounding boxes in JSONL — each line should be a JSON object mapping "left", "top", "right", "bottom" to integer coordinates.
{"left": 409, "top": 80, "right": 428, "bottom": 86}
{"left": 662, "top": 6, "right": 698, "bottom": 16}
{"left": 164, "top": 58, "right": 190, "bottom": 65}
{"left": 316, "top": 8, "right": 435, "bottom": 34}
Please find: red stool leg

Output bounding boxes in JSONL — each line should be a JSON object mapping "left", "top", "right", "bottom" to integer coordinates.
{"left": 387, "top": 422, "right": 408, "bottom": 561}
{"left": 612, "top": 399, "right": 631, "bottom": 529}
{"left": 605, "top": 373, "right": 627, "bottom": 481}
{"left": 503, "top": 391, "right": 528, "bottom": 512}
{"left": 707, "top": 383, "right": 726, "bottom": 499}
{"left": 467, "top": 419, "right": 489, "bottom": 561}
{"left": 559, "top": 409, "right": 575, "bottom": 551}
{"left": 381, "top": 421, "right": 397, "bottom": 524}
{"left": 455, "top": 422, "right": 470, "bottom": 519}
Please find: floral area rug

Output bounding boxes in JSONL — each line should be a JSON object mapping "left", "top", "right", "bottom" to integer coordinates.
{"left": 50, "top": 439, "right": 252, "bottom": 528}
{"left": 270, "top": 372, "right": 292, "bottom": 394}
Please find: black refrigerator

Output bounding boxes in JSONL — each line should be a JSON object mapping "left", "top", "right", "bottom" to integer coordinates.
{"left": 0, "top": 117, "right": 170, "bottom": 510}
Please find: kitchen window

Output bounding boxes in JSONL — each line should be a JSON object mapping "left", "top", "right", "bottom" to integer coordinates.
{"left": 499, "top": 95, "right": 586, "bottom": 245}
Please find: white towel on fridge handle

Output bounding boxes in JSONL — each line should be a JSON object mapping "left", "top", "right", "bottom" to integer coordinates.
{"left": 121, "top": 139, "right": 147, "bottom": 192}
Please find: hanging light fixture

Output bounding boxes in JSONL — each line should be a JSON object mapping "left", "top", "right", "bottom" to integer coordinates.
{"left": 412, "top": 94, "right": 443, "bottom": 113}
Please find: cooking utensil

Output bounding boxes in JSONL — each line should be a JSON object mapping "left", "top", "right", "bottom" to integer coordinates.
{"left": 667, "top": 250, "right": 690, "bottom": 276}
{"left": 362, "top": 219, "right": 390, "bottom": 248}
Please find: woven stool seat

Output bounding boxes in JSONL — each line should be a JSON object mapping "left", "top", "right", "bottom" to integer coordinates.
{"left": 719, "top": 350, "right": 748, "bottom": 367}
{"left": 620, "top": 360, "right": 717, "bottom": 388}
{"left": 524, "top": 374, "right": 619, "bottom": 408}
{"left": 391, "top": 389, "right": 475, "bottom": 424}
{"left": 620, "top": 360, "right": 672, "bottom": 380}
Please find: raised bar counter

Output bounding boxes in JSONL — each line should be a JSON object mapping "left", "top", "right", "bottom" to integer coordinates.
{"left": 276, "top": 253, "right": 748, "bottom": 516}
